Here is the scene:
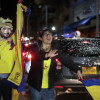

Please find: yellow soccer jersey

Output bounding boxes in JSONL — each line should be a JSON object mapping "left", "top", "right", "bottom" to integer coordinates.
{"left": 41, "top": 58, "right": 51, "bottom": 88}
{"left": 0, "top": 37, "right": 15, "bottom": 73}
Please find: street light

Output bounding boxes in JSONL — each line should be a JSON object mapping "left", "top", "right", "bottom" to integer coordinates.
{"left": 51, "top": 26, "right": 56, "bottom": 31}
{"left": 45, "top": 5, "right": 48, "bottom": 27}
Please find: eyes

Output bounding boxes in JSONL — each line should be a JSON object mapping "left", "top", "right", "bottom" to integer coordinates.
{"left": 43, "top": 32, "right": 52, "bottom": 37}
{"left": 1, "top": 27, "right": 11, "bottom": 31}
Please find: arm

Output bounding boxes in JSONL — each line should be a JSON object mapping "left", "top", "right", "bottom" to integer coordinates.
{"left": 57, "top": 50, "right": 83, "bottom": 80}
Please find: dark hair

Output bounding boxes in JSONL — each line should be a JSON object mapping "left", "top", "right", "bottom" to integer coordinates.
{"left": 39, "top": 27, "right": 52, "bottom": 37}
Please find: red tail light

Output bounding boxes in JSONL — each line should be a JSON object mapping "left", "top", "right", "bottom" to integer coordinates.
{"left": 82, "top": 41, "right": 90, "bottom": 44}
{"left": 55, "top": 86, "right": 63, "bottom": 88}
{"left": 27, "top": 54, "right": 32, "bottom": 59}
{"left": 24, "top": 43, "right": 29, "bottom": 47}
{"left": 55, "top": 59, "right": 59, "bottom": 62}
{"left": 70, "top": 49, "right": 73, "bottom": 52}
{"left": 23, "top": 52, "right": 25, "bottom": 56}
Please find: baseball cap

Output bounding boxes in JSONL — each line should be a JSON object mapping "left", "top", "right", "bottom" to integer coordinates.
{"left": 39, "top": 27, "right": 52, "bottom": 37}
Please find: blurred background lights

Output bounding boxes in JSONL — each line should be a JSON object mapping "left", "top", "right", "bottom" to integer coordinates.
{"left": 51, "top": 26, "right": 56, "bottom": 31}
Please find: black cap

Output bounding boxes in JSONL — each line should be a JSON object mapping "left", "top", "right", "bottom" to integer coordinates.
{"left": 39, "top": 27, "right": 52, "bottom": 37}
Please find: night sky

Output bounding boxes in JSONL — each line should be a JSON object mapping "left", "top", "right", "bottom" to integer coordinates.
{"left": 0, "top": 0, "right": 17, "bottom": 19}
{"left": 0, "top": 0, "right": 34, "bottom": 32}
{"left": 0, "top": 0, "right": 72, "bottom": 36}
{"left": 0, "top": 0, "right": 35, "bottom": 18}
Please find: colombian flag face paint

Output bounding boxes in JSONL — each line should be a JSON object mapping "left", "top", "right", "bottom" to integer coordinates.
{"left": 81, "top": 78, "right": 100, "bottom": 100}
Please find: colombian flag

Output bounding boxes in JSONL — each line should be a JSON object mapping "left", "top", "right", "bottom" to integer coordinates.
{"left": 5, "top": 2, "right": 31, "bottom": 92}
{"left": 81, "top": 78, "right": 100, "bottom": 100}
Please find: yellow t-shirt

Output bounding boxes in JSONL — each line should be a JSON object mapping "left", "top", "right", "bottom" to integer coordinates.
{"left": 0, "top": 37, "right": 15, "bottom": 73}
{"left": 41, "top": 58, "right": 51, "bottom": 88}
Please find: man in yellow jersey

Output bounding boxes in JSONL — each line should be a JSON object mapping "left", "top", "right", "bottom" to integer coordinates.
{"left": 27, "top": 27, "right": 83, "bottom": 100}
{"left": 0, "top": 11, "right": 25, "bottom": 100}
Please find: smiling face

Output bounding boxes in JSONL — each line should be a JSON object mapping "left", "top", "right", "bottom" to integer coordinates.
{"left": 0, "top": 25, "right": 11, "bottom": 38}
{"left": 39, "top": 30, "right": 53, "bottom": 45}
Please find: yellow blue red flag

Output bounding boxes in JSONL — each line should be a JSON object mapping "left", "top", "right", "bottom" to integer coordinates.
{"left": 5, "top": 1, "right": 31, "bottom": 92}
{"left": 81, "top": 78, "right": 100, "bottom": 100}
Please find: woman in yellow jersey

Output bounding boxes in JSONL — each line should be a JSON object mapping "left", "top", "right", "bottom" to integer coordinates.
{"left": 27, "top": 27, "right": 83, "bottom": 100}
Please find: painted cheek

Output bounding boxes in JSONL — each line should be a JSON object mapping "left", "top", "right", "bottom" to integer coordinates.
{"left": 3, "top": 29, "right": 8, "bottom": 33}
{"left": 8, "top": 30, "right": 11, "bottom": 33}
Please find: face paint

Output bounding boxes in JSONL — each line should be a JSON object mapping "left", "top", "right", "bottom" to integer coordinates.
{"left": 2, "top": 28, "right": 8, "bottom": 33}
{"left": 0, "top": 26, "right": 11, "bottom": 38}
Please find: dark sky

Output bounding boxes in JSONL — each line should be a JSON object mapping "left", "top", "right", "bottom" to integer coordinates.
{"left": 0, "top": 0, "right": 72, "bottom": 36}
{"left": 0, "top": 0, "right": 71, "bottom": 18}
{"left": 0, "top": 0, "right": 35, "bottom": 32}
{"left": 0, "top": 0, "right": 34, "bottom": 18}
{"left": 0, "top": 0, "right": 17, "bottom": 18}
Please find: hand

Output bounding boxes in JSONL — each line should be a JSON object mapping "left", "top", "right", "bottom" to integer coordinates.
{"left": 47, "top": 49, "right": 58, "bottom": 58}
{"left": 20, "top": 91, "right": 28, "bottom": 96}
{"left": 77, "top": 70, "right": 83, "bottom": 80}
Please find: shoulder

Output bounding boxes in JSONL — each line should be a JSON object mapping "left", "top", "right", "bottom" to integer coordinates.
{"left": 30, "top": 41, "right": 41, "bottom": 51}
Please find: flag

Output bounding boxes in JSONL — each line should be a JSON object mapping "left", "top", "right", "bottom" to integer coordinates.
{"left": 81, "top": 78, "right": 100, "bottom": 100}
{"left": 5, "top": 2, "right": 31, "bottom": 92}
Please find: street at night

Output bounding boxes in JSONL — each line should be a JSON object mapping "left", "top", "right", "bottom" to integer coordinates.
{"left": 0, "top": 0, "right": 100, "bottom": 100}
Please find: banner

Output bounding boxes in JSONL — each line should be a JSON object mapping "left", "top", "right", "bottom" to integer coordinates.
{"left": 6, "top": 3, "right": 28, "bottom": 92}
{"left": 81, "top": 78, "right": 100, "bottom": 100}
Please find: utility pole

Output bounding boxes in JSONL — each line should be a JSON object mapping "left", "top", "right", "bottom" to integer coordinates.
{"left": 96, "top": 0, "right": 99, "bottom": 37}
{"left": 26, "top": 15, "right": 29, "bottom": 37}
{"left": 45, "top": 5, "right": 48, "bottom": 27}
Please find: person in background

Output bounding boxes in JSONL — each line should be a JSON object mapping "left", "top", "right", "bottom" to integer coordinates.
{"left": 27, "top": 27, "right": 83, "bottom": 100}
{"left": 75, "top": 30, "right": 81, "bottom": 38}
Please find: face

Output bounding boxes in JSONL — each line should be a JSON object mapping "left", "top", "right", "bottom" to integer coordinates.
{"left": 0, "top": 26, "right": 11, "bottom": 38}
{"left": 40, "top": 30, "right": 53, "bottom": 45}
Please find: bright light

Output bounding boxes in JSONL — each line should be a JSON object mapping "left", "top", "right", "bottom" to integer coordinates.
{"left": 24, "top": 43, "right": 29, "bottom": 47}
{"left": 51, "top": 26, "right": 56, "bottom": 31}
{"left": 82, "top": 41, "right": 90, "bottom": 44}
{"left": 24, "top": 37, "right": 29, "bottom": 41}
{"left": 23, "top": 52, "right": 25, "bottom": 56}
{"left": 27, "top": 54, "right": 32, "bottom": 59}
{"left": 75, "top": 30, "right": 81, "bottom": 37}
{"left": 55, "top": 86, "right": 63, "bottom": 88}
{"left": 55, "top": 59, "right": 59, "bottom": 62}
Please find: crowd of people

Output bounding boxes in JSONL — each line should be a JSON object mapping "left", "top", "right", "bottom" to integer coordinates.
{"left": 0, "top": 2, "right": 83, "bottom": 100}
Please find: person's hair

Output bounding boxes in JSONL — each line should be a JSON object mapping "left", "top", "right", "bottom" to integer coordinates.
{"left": 39, "top": 27, "right": 52, "bottom": 37}
{"left": 0, "top": 17, "right": 13, "bottom": 31}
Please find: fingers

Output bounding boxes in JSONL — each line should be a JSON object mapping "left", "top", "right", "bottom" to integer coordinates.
{"left": 77, "top": 70, "right": 83, "bottom": 80}
{"left": 48, "top": 49, "right": 58, "bottom": 58}
{"left": 50, "top": 49, "right": 57, "bottom": 54}
{"left": 54, "top": 53, "right": 58, "bottom": 56}
{"left": 78, "top": 75, "right": 83, "bottom": 81}
{"left": 52, "top": 49, "right": 58, "bottom": 53}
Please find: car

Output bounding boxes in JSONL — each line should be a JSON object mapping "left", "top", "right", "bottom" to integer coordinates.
{"left": 22, "top": 43, "right": 32, "bottom": 73}
{"left": 54, "top": 37, "right": 100, "bottom": 99}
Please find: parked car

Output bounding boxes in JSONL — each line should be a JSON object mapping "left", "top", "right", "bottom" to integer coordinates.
{"left": 23, "top": 43, "right": 32, "bottom": 73}
{"left": 54, "top": 37, "right": 100, "bottom": 99}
